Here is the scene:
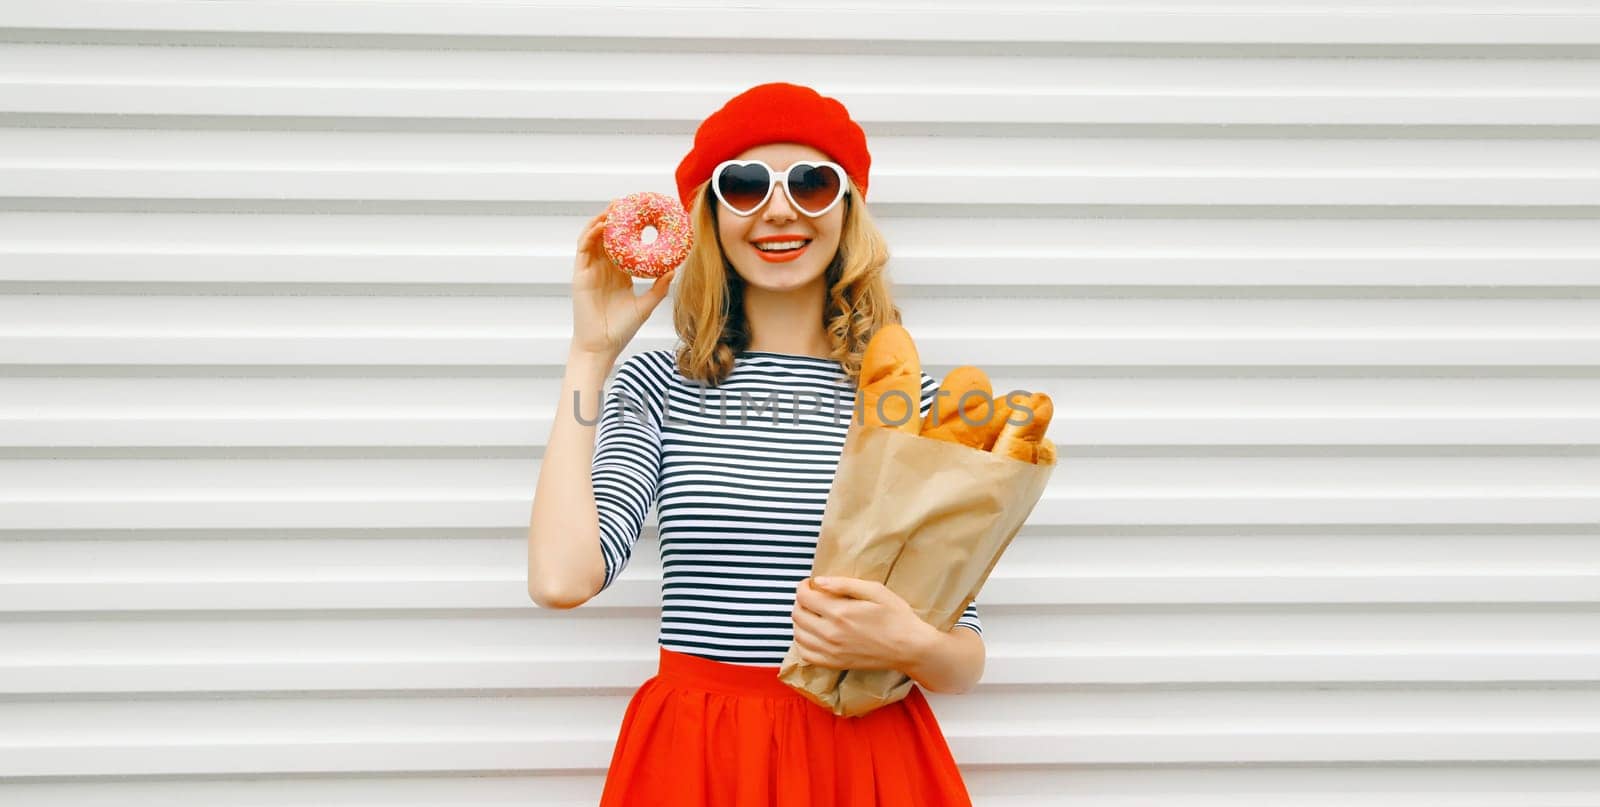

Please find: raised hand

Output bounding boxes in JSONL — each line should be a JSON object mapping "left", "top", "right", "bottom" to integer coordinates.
{"left": 569, "top": 208, "right": 676, "bottom": 359}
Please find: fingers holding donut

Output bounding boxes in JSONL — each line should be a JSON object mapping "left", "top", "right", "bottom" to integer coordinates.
{"left": 570, "top": 202, "right": 679, "bottom": 359}
{"left": 577, "top": 207, "right": 606, "bottom": 248}
{"left": 574, "top": 207, "right": 627, "bottom": 291}
{"left": 640, "top": 266, "right": 676, "bottom": 309}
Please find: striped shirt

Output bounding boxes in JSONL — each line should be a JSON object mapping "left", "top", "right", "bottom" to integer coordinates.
{"left": 591, "top": 348, "right": 983, "bottom": 667}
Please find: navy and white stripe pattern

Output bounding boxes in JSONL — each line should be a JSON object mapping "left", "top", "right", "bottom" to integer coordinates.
{"left": 591, "top": 348, "right": 983, "bottom": 666}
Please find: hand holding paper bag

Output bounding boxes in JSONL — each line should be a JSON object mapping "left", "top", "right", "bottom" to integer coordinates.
{"left": 778, "top": 324, "right": 1057, "bottom": 716}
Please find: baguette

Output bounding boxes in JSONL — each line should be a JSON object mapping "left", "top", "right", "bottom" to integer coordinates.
{"left": 856, "top": 324, "right": 923, "bottom": 434}
{"left": 921, "top": 366, "right": 1005, "bottom": 450}
{"left": 1035, "top": 437, "right": 1057, "bottom": 466}
{"left": 991, "top": 392, "right": 1053, "bottom": 463}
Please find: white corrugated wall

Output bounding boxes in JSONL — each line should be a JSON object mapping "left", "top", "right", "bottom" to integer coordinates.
{"left": 3, "top": 1, "right": 1599, "bottom": 804}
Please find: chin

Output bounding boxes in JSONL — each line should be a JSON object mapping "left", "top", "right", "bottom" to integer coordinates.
{"left": 747, "top": 269, "right": 827, "bottom": 293}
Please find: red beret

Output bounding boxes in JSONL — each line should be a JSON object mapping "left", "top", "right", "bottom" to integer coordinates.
{"left": 674, "top": 82, "right": 871, "bottom": 213}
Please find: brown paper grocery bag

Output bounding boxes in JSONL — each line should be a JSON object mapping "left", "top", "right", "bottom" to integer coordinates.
{"left": 777, "top": 420, "right": 1056, "bottom": 717}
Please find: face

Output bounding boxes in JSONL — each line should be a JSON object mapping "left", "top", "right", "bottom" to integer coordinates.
{"left": 713, "top": 142, "right": 847, "bottom": 295}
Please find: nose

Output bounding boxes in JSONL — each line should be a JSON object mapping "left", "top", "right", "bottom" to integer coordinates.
{"left": 762, "top": 179, "right": 798, "bottom": 223}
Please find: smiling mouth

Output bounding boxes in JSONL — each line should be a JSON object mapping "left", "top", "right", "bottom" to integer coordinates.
{"left": 753, "top": 240, "right": 812, "bottom": 255}
{"left": 751, "top": 239, "right": 812, "bottom": 263}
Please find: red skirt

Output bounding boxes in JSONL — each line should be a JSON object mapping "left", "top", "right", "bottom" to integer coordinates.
{"left": 598, "top": 645, "right": 975, "bottom": 807}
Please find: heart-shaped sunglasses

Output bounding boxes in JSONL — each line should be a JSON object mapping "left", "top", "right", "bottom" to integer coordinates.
{"left": 711, "top": 159, "right": 849, "bottom": 218}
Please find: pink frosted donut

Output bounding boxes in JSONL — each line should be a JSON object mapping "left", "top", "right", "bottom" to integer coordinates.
{"left": 602, "top": 191, "right": 694, "bottom": 278}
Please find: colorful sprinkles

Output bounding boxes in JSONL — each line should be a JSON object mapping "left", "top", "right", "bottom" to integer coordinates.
{"left": 602, "top": 191, "right": 694, "bottom": 278}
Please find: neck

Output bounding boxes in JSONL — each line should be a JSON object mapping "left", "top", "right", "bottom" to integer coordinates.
{"left": 742, "top": 275, "right": 832, "bottom": 358}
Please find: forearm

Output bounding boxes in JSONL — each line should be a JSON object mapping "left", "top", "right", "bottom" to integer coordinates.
{"left": 901, "top": 623, "right": 986, "bottom": 695}
{"left": 527, "top": 346, "right": 616, "bottom": 608}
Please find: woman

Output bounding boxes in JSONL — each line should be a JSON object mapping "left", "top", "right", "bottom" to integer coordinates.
{"left": 528, "top": 82, "right": 982, "bottom": 806}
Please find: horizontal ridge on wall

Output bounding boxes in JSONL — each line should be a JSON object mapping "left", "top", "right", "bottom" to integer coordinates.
{"left": 5, "top": 1, "right": 1600, "bottom": 46}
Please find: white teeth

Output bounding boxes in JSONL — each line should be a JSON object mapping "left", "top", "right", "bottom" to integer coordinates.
{"left": 754, "top": 240, "right": 809, "bottom": 251}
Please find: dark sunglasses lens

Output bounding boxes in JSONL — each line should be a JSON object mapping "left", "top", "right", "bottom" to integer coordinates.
{"left": 716, "top": 163, "right": 772, "bottom": 212}
{"left": 788, "top": 164, "right": 842, "bottom": 213}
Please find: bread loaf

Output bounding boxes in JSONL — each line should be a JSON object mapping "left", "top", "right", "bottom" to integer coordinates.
{"left": 857, "top": 324, "right": 923, "bottom": 434}
{"left": 921, "top": 366, "right": 1006, "bottom": 450}
{"left": 991, "top": 392, "right": 1053, "bottom": 463}
{"left": 1035, "top": 437, "right": 1057, "bottom": 466}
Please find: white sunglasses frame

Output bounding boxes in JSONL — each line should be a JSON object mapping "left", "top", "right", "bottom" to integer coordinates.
{"left": 710, "top": 159, "right": 850, "bottom": 218}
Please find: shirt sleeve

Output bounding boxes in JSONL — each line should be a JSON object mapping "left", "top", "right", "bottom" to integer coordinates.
{"left": 919, "top": 369, "right": 984, "bottom": 638}
{"left": 593, "top": 351, "right": 666, "bottom": 594}
{"left": 955, "top": 601, "right": 983, "bottom": 636}
{"left": 917, "top": 369, "right": 939, "bottom": 427}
